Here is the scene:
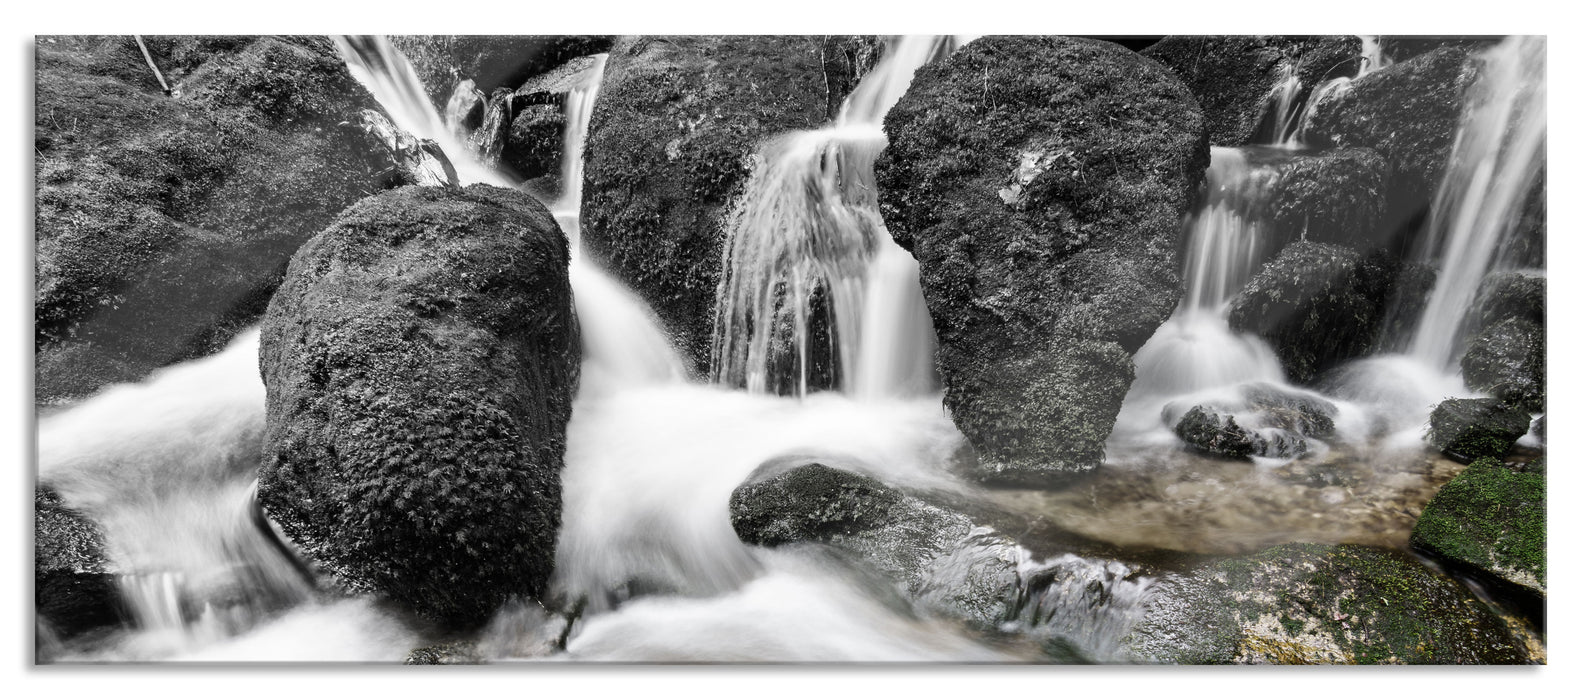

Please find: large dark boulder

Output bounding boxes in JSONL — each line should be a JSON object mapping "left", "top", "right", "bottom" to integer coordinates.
{"left": 876, "top": 35, "right": 1209, "bottom": 485}
{"left": 1142, "top": 35, "right": 1361, "bottom": 146}
{"left": 35, "top": 487, "right": 122, "bottom": 641}
{"left": 1228, "top": 242, "right": 1410, "bottom": 385}
{"left": 1304, "top": 45, "right": 1477, "bottom": 209}
{"left": 1265, "top": 147, "right": 1389, "bottom": 250}
{"left": 1462, "top": 318, "right": 1545, "bottom": 412}
{"left": 1469, "top": 271, "right": 1545, "bottom": 338}
{"left": 1124, "top": 543, "right": 1532, "bottom": 664}
{"left": 35, "top": 35, "right": 387, "bottom": 404}
{"left": 258, "top": 185, "right": 579, "bottom": 629}
{"left": 1411, "top": 457, "right": 1545, "bottom": 603}
{"left": 1426, "top": 398, "right": 1532, "bottom": 463}
{"left": 389, "top": 35, "right": 614, "bottom": 109}
{"left": 580, "top": 36, "right": 844, "bottom": 373}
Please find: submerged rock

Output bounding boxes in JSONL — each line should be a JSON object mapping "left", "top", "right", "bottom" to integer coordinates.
{"left": 877, "top": 35, "right": 1208, "bottom": 485}
{"left": 581, "top": 36, "right": 840, "bottom": 373}
{"left": 1426, "top": 398, "right": 1532, "bottom": 463}
{"left": 34, "top": 487, "right": 123, "bottom": 640}
{"left": 1125, "top": 543, "right": 1531, "bottom": 664}
{"left": 1142, "top": 35, "right": 1361, "bottom": 146}
{"left": 1227, "top": 242, "right": 1406, "bottom": 385}
{"left": 258, "top": 185, "right": 579, "bottom": 629}
{"left": 35, "top": 35, "right": 387, "bottom": 404}
{"left": 1304, "top": 45, "right": 1477, "bottom": 209}
{"left": 390, "top": 35, "right": 614, "bottom": 109}
{"left": 1411, "top": 457, "right": 1545, "bottom": 602}
{"left": 1462, "top": 318, "right": 1545, "bottom": 413}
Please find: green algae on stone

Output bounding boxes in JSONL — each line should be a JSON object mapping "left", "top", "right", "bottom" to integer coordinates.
{"left": 1411, "top": 457, "right": 1545, "bottom": 599}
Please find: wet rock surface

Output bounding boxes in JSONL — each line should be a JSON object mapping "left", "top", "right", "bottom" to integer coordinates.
{"left": 258, "top": 185, "right": 579, "bottom": 628}
{"left": 1142, "top": 35, "right": 1361, "bottom": 146}
{"left": 1427, "top": 398, "right": 1532, "bottom": 463}
{"left": 876, "top": 35, "right": 1208, "bottom": 485}
{"left": 1125, "top": 543, "right": 1532, "bottom": 664}
{"left": 1411, "top": 457, "right": 1545, "bottom": 603}
{"left": 581, "top": 36, "right": 841, "bottom": 373}
{"left": 1265, "top": 147, "right": 1389, "bottom": 249}
{"left": 35, "top": 487, "right": 123, "bottom": 640}
{"left": 1462, "top": 318, "right": 1545, "bottom": 413}
{"left": 35, "top": 35, "right": 387, "bottom": 404}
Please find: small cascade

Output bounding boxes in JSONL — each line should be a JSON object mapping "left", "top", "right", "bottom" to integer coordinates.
{"left": 1260, "top": 63, "right": 1306, "bottom": 145}
{"left": 711, "top": 35, "right": 955, "bottom": 399}
{"left": 467, "top": 88, "right": 515, "bottom": 168}
{"left": 1405, "top": 35, "right": 1546, "bottom": 371}
{"left": 552, "top": 53, "right": 609, "bottom": 241}
{"left": 1358, "top": 34, "right": 1390, "bottom": 76}
{"left": 443, "top": 79, "right": 486, "bottom": 144}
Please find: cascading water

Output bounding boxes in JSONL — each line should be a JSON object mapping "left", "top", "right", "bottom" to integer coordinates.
{"left": 1405, "top": 35, "right": 1546, "bottom": 370}
{"left": 711, "top": 35, "right": 955, "bottom": 399}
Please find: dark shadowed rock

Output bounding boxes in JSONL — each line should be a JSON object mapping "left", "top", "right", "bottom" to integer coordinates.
{"left": 1411, "top": 457, "right": 1545, "bottom": 603}
{"left": 258, "top": 185, "right": 578, "bottom": 629}
{"left": 1228, "top": 242, "right": 1410, "bottom": 384}
{"left": 1266, "top": 148, "right": 1389, "bottom": 249}
{"left": 1142, "top": 35, "right": 1361, "bottom": 146}
{"left": 1304, "top": 45, "right": 1477, "bottom": 208}
{"left": 389, "top": 35, "right": 614, "bottom": 109}
{"left": 1174, "top": 406, "right": 1265, "bottom": 460}
{"left": 581, "top": 36, "right": 840, "bottom": 373}
{"left": 35, "top": 487, "right": 122, "bottom": 639}
{"left": 1124, "top": 543, "right": 1531, "bottom": 664}
{"left": 876, "top": 35, "right": 1208, "bottom": 485}
{"left": 1469, "top": 271, "right": 1545, "bottom": 338}
{"left": 35, "top": 35, "right": 387, "bottom": 404}
{"left": 1462, "top": 318, "right": 1545, "bottom": 413}
{"left": 1427, "top": 398, "right": 1532, "bottom": 463}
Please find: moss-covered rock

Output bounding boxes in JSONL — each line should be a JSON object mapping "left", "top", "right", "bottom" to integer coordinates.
{"left": 1304, "top": 45, "right": 1477, "bottom": 208}
{"left": 1411, "top": 457, "right": 1544, "bottom": 601}
{"left": 1468, "top": 271, "right": 1545, "bottom": 338}
{"left": 1427, "top": 398, "right": 1532, "bottom": 463}
{"left": 877, "top": 35, "right": 1208, "bottom": 485}
{"left": 35, "top": 35, "right": 387, "bottom": 404}
{"left": 581, "top": 36, "right": 840, "bottom": 373}
{"left": 1174, "top": 406, "right": 1264, "bottom": 460}
{"left": 258, "top": 185, "right": 578, "bottom": 629}
{"left": 1142, "top": 35, "right": 1361, "bottom": 146}
{"left": 1462, "top": 318, "right": 1544, "bottom": 413}
{"left": 1228, "top": 242, "right": 1410, "bottom": 384}
{"left": 389, "top": 35, "right": 614, "bottom": 109}
{"left": 1125, "top": 543, "right": 1531, "bottom": 664}
{"left": 34, "top": 487, "right": 122, "bottom": 639}
{"left": 1266, "top": 148, "right": 1389, "bottom": 249}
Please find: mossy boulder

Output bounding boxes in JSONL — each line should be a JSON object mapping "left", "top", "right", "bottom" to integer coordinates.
{"left": 1462, "top": 318, "right": 1544, "bottom": 413}
{"left": 1266, "top": 147, "right": 1389, "bottom": 249}
{"left": 1227, "top": 242, "right": 1411, "bottom": 385}
{"left": 1142, "top": 35, "right": 1361, "bottom": 146}
{"left": 1124, "top": 543, "right": 1531, "bottom": 664}
{"left": 1174, "top": 406, "right": 1266, "bottom": 460}
{"left": 580, "top": 36, "right": 843, "bottom": 374}
{"left": 258, "top": 185, "right": 579, "bottom": 629}
{"left": 389, "top": 35, "right": 614, "bottom": 109}
{"left": 35, "top": 35, "right": 387, "bottom": 404}
{"left": 1468, "top": 271, "right": 1545, "bottom": 338}
{"left": 1304, "top": 45, "right": 1477, "bottom": 208}
{"left": 34, "top": 487, "right": 123, "bottom": 640}
{"left": 876, "top": 35, "right": 1209, "bottom": 485}
{"left": 1427, "top": 398, "right": 1532, "bottom": 463}
{"left": 1411, "top": 457, "right": 1545, "bottom": 602}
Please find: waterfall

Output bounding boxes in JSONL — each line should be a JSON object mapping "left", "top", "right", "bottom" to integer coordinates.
{"left": 1406, "top": 35, "right": 1546, "bottom": 370}
{"left": 552, "top": 53, "right": 608, "bottom": 242}
{"left": 711, "top": 35, "right": 956, "bottom": 399}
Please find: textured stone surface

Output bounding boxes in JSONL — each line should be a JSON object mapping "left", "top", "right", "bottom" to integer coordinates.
{"left": 1426, "top": 398, "right": 1532, "bottom": 464}
{"left": 34, "top": 487, "right": 122, "bottom": 639}
{"left": 259, "top": 185, "right": 578, "bottom": 628}
{"left": 1411, "top": 457, "right": 1545, "bottom": 601}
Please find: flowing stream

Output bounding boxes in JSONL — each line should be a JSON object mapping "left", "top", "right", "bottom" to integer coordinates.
{"left": 35, "top": 34, "right": 1546, "bottom": 663}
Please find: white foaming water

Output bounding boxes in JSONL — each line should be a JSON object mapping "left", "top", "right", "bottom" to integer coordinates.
{"left": 712, "top": 36, "right": 956, "bottom": 399}
{"left": 38, "top": 330, "right": 313, "bottom": 654}
{"left": 1407, "top": 35, "right": 1546, "bottom": 370}
{"left": 1263, "top": 62, "right": 1305, "bottom": 145}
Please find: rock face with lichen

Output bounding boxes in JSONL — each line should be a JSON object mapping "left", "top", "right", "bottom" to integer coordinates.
{"left": 1142, "top": 35, "right": 1362, "bottom": 146}
{"left": 1124, "top": 543, "right": 1531, "bottom": 664}
{"left": 877, "top": 36, "right": 1208, "bottom": 485}
{"left": 258, "top": 185, "right": 578, "bottom": 629}
{"left": 1411, "top": 457, "right": 1545, "bottom": 602}
{"left": 35, "top": 35, "right": 387, "bottom": 404}
{"left": 580, "top": 36, "right": 853, "bottom": 374}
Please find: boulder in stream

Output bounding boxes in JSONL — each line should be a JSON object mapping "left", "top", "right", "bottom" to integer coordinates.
{"left": 1410, "top": 457, "right": 1545, "bottom": 604}
{"left": 1124, "top": 543, "right": 1533, "bottom": 664}
{"left": 876, "top": 35, "right": 1209, "bottom": 485}
{"left": 258, "top": 185, "right": 579, "bottom": 628}
{"left": 1462, "top": 318, "right": 1545, "bottom": 413}
{"left": 1266, "top": 148, "right": 1389, "bottom": 250}
{"left": 35, "top": 35, "right": 388, "bottom": 404}
{"left": 1426, "top": 398, "right": 1532, "bottom": 463}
